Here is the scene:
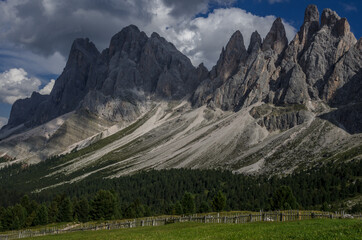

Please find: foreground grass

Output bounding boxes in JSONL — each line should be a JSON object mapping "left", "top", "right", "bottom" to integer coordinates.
{"left": 25, "top": 219, "right": 362, "bottom": 240}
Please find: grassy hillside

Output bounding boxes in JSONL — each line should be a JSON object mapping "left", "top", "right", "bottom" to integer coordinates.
{"left": 23, "top": 219, "right": 362, "bottom": 240}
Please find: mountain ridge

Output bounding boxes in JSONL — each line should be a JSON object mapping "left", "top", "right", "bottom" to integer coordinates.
{"left": 0, "top": 5, "right": 361, "bottom": 181}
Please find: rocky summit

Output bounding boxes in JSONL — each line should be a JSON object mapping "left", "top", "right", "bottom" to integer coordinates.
{"left": 0, "top": 5, "right": 361, "bottom": 186}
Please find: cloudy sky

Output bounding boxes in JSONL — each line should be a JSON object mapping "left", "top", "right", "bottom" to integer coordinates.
{"left": 0, "top": 0, "right": 361, "bottom": 127}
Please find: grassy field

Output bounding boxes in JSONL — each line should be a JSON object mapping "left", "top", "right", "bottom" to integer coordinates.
{"left": 24, "top": 219, "right": 362, "bottom": 240}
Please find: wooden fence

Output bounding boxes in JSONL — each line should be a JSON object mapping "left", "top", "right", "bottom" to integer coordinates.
{"left": 0, "top": 211, "right": 361, "bottom": 239}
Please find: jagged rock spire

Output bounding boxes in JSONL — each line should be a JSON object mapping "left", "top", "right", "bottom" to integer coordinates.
{"left": 108, "top": 24, "right": 148, "bottom": 60}
{"left": 212, "top": 30, "right": 247, "bottom": 80}
{"left": 321, "top": 9, "right": 340, "bottom": 27}
{"left": 65, "top": 38, "right": 99, "bottom": 69}
{"left": 296, "top": 5, "right": 320, "bottom": 47}
{"left": 321, "top": 8, "right": 352, "bottom": 37}
{"left": 304, "top": 4, "right": 319, "bottom": 23}
{"left": 262, "top": 17, "right": 288, "bottom": 55}
{"left": 247, "top": 31, "right": 262, "bottom": 54}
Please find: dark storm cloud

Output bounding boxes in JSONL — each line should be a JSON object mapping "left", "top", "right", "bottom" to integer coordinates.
{"left": 0, "top": 0, "right": 295, "bottom": 71}
{"left": 1, "top": 0, "right": 153, "bottom": 57}
{"left": 161, "top": 0, "right": 210, "bottom": 17}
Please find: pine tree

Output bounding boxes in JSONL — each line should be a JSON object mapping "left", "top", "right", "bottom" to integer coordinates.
{"left": 199, "top": 201, "right": 210, "bottom": 213}
{"left": 74, "top": 197, "right": 89, "bottom": 223}
{"left": 90, "top": 190, "right": 118, "bottom": 220}
{"left": 12, "top": 204, "right": 26, "bottom": 229}
{"left": 34, "top": 204, "right": 48, "bottom": 226}
{"left": 181, "top": 192, "right": 195, "bottom": 215}
{"left": 0, "top": 208, "right": 12, "bottom": 230}
{"left": 173, "top": 201, "right": 183, "bottom": 215}
{"left": 59, "top": 197, "right": 73, "bottom": 222}
{"left": 20, "top": 195, "right": 31, "bottom": 215}
{"left": 212, "top": 191, "right": 226, "bottom": 212}
{"left": 270, "top": 186, "right": 298, "bottom": 210}
{"left": 48, "top": 200, "right": 59, "bottom": 223}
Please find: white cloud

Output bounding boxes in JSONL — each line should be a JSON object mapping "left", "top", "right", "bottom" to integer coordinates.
{"left": 0, "top": 68, "right": 41, "bottom": 104}
{"left": 342, "top": 3, "right": 357, "bottom": 12}
{"left": 0, "top": 68, "right": 54, "bottom": 104}
{"left": 0, "top": 117, "right": 8, "bottom": 128}
{"left": 160, "top": 8, "right": 296, "bottom": 68}
{"left": 268, "top": 0, "right": 288, "bottom": 4}
{"left": 0, "top": 0, "right": 297, "bottom": 73}
{"left": 39, "top": 79, "right": 55, "bottom": 95}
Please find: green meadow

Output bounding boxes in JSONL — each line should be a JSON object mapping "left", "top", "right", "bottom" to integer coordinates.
{"left": 24, "top": 219, "right": 362, "bottom": 240}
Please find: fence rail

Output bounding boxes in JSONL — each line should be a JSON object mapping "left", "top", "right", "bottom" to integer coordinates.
{"left": 0, "top": 211, "right": 361, "bottom": 239}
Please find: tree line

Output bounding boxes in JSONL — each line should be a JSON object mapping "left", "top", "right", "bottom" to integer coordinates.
{"left": 0, "top": 160, "right": 361, "bottom": 231}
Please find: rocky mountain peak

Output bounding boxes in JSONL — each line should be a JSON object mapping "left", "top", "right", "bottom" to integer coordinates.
{"left": 296, "top": 5, "right": 320, "bottom": 48}
{"left": 212, "top": 30, "right": 247, "bottom": 80}
{"left": 304, "top": 4, "right": 319, "bottom": 23}
{"left": 321, "top": 9, "right": 353, "bottom": 38}
{"left": 65, "top": 38, "right": 99, "bottom": 68}
{"left": 108, "top": 24, "right": 148, "bottom": 59}
{"left": 151, "top": 32, "right": 161, "bottom": 38}
{"left": 2, "top": 5, "right": 361, "bottom": 144}
{"left": 247, "top": 31, "right": 262, "bottom": 54}
{"left": 262, "top": 17, "right": 288, "bottom": 55}
{"left": 224, "top": 30, "right": 246, "bottom": 57}
{"left": 70, "top": 38, "right": 98, "bottom": 54}
{"left": 321, "top": 8, "right": 341, "bottom": 27}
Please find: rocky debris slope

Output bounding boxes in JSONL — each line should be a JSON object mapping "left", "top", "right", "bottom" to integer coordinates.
{"left": 0, "top": 5, "right": 361, "bottom": 175}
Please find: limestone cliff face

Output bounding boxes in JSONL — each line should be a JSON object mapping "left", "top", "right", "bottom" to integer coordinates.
{"left": 81, "top": 26, "right": 205, "bottom": 122}
{"left": 4, "top": 38, "right": 100, "bottom": 130}
{"left": 1, "top": 5, "right": 361, "bottom": 175}
{"left": 192, "top": 5, "right": 360, "bottom": 112}
{"left": 192, "top": 17, "right": 289, "bottom": 110}
{"left": 4, "top": 26, "right": 205, "bottom": 129}
{"left": 3, "top": 5, "right": 361, "bottom": 137}
{"left": 7, "top": 92, "right": 49, "bottom": 128}
{"left": 261, "top": 17, "right": 288, "bottom": 55}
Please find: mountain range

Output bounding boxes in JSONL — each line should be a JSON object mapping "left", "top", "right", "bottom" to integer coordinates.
{"left": 0, "top": 5, "right": 361, "bottom": 188}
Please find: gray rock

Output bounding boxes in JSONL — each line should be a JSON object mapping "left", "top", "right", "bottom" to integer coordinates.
{"left": 261, "top": 18, "right": 288, "bottom": 55}
{"left": 3, "top": 5, "right": 361, "bottom": 138}
{"left": 5, "top": 92, "right": 49, "bottom": 129}
{"left": 210, "top": 30, "right": 247, "bottom": 81}
{"left": 5, "top": 38, "right": 100, "bottom": 129}
{"left": 250, "top": 104, "right": 310, "bottom": 132}
{"left": 304, "top": 4, "right": 319, "bottom": 22}
{"left": 247, "top": 31, "right": 262, "bottom": 54}
{"left": 321, "top": 8, "right": 340, "bottom": 27}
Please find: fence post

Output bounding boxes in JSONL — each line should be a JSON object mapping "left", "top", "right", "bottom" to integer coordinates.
{"left": 204, "top": 216, "right": 207, "bottom": 223}
{"left": 217, "top": 213, "right": 220, "bottom": 223}
{"left": 280, "top": 213, "right": 283, "bottom": 222}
